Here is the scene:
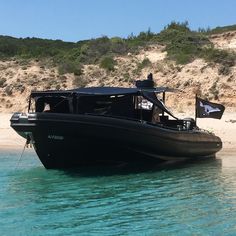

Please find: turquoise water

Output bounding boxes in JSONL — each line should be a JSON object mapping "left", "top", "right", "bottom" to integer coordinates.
{"left": 0, "top": 150, "right": 236, "bottom": 236}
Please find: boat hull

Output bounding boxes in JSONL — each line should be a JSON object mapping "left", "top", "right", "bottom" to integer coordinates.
{"left": 10, "top": 113, "right": 222, "bottom": 169}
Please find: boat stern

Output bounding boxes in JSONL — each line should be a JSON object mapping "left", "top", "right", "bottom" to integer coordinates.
{"left": 10, "top": 112, "right": 36, "bottom": 139}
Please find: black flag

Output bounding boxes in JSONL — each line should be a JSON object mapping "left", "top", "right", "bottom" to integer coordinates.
{"left": 196, "top": 97, "right": 225, "bottom": 119}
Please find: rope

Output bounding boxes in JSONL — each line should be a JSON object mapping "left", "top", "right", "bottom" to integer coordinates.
{"left": 15, "top": 135, "right": 30, "bottom": 170}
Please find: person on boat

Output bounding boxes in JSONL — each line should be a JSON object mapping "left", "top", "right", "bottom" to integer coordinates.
{"left": 152, "top": 106, "right": 161, "bottom": 123}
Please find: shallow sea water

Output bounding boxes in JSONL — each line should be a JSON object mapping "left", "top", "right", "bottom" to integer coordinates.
{"left": 0, "top": 150, "right": 236, "bottom": 236}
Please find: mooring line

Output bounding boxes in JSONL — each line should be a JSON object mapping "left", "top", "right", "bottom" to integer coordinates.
{"left": 15, "top": 135, "right": 30, "bottom": 170}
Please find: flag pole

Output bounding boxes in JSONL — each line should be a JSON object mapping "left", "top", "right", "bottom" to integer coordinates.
{"left": 195, "top": 94, "right": 197, "bottom": 126}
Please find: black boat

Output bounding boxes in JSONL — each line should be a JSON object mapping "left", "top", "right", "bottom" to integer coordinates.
{"left": 10, "top": 77, "right": 222, "bottom": 169}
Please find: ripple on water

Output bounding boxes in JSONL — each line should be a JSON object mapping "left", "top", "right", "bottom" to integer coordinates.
{"left": 0, "top": 151, "right": 236, "bottom": 235}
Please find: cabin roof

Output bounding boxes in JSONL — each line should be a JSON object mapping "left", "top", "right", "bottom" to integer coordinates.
{"left": 30, "top": 86, "right": 177, "bottom": 97}
{"left": 30, "top": 86, "right": 178, "bottom": 119}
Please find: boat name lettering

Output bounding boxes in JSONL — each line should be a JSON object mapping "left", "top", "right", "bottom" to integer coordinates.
{"left": 48, "top": 135, "right": 64, "bottom": 140}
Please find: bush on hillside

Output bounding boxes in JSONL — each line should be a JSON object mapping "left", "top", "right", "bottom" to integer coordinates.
{"left": 0, "top": 78, "right": 6, "bottom": 87}
{"left": 110, "top": 37, "right": 128, "bottom": 54}
{"left": 218, "top": 65, "right": 231, "bottom": 76}
{"left": 99, "top": 57, "right": 116, "bottom": 71}
{"left": 207, "top": 24, "right": 236, "bottom": 35}
{"left": 158, "top": 21, "right": 211, "bottom": 64}
{"left": 58, "top": 61, "right": 82, "bottom": 75}
{"left": 4, "top": 85, "right": 12, "bottom": 96}
{"left": 201, "top": 47, "right": 236, "bottom": 67}
{"left": 137, "top": 58, "right": 152, "bottom": 71}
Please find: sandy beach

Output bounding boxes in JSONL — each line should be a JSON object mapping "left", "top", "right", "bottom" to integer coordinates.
{"left": 1, "top": 111, "right": 235, "bottom": 154}
{"left": 0, "top": 113, "right": 26, "bottom": 149}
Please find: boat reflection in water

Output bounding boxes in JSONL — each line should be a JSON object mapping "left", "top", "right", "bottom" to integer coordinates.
{"left": 10, "top": 75, "right": 222, "bottom": 169}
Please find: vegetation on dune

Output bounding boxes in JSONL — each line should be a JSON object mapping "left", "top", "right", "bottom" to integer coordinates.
{"left": 0, "top": 22, "right": 235, "bottom": 75}
{"left": 202, "top": 47, "right": 235, "bottom": 75}
{"left": 207, "top": 24, "right": 236, "bottom": 35}
{"left": 0, "top": 36, "right": 75, "bottom": 58}
{"left": 0, "top": 22, "right": 236, "bottom": 110}
{"left": 157, "top": 21, "right": 210, "bottom": 64}
{"left": 158, "top": 22, "right": 236, "bottom": 66}
{"left": 100, "top": 56, "right": 116, "bottom": 71}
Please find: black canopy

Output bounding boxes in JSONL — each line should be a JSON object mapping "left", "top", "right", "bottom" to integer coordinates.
{"left": 31, "top": 86, "right": 177, "bottom": 97}
{"left": 30, "top": 86, "right": 177, "bottom": 119}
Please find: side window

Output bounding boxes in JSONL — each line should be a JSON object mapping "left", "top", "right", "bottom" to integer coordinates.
{"left": 35, "top": 97, "right": 70, "bottom": 113}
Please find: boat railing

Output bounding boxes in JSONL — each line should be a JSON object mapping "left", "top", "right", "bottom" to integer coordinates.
{"left": 83, "top": 112, "right": 141, "bottom": 122}
{"left": 30, "top": 110, "right": 198, "bottom": 132}
{"left": 194, "top": 127, "right": 216, "bottom": 135}
{"left": 146, "top": 121, "right": 195, "bottom": 131}
{"left": 83, "top": 112, "right": 197, "bottom": 131}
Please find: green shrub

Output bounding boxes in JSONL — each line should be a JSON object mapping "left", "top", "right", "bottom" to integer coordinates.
{"left": 136, "top": 28, "right": 155, "bottom": 41}
{"left": 202, "top": 47, "right": 236, "bottom": 67}
{"left": 55, "top": 84, "right": 61, "bottom": 90}
{"left": 141, "top": 58, "right": 151, "bottom": 67}
{"left": 135, "top": 58, "right": 152, "bottom": 74}
{"left": 4, "top": 85, "right": 12, "bottom": 96}
{"left": 99, "top": 57, "right": 116, "bottom": 71}
{"left": 207, "top": 24, "right": 236, "bottom": 35}
{"left": 58, "top": 61, "right": 82, "bottom": 75}
{"left": 122, "top": 72, "right": 130, "bottom": 82}
{"left": 0, "top": 78, "right": 6, "bottom": 87}
{"left": 159, "top": 24, "right": 210, "bottom": 64}
{"left": 209, "top": 81, "right": 219, "bottom": 100}
{"left": 110, "top": 37, "right": 128, "bottom": 54}
{"left": 218, "top": 65, "right": 231, "bottom": 76}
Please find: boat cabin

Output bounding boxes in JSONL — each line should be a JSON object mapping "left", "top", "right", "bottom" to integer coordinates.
{"left": 28, "top": 86, "right": 195, "bottom": 130}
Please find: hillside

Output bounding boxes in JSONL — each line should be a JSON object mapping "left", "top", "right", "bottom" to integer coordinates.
{"left": 0, "top": 22, "right": 236, "bottom": 113}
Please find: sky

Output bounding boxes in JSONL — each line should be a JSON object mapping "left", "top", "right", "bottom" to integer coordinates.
{"left": 0, "top": 0, "right": 236, "bottom": 42}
